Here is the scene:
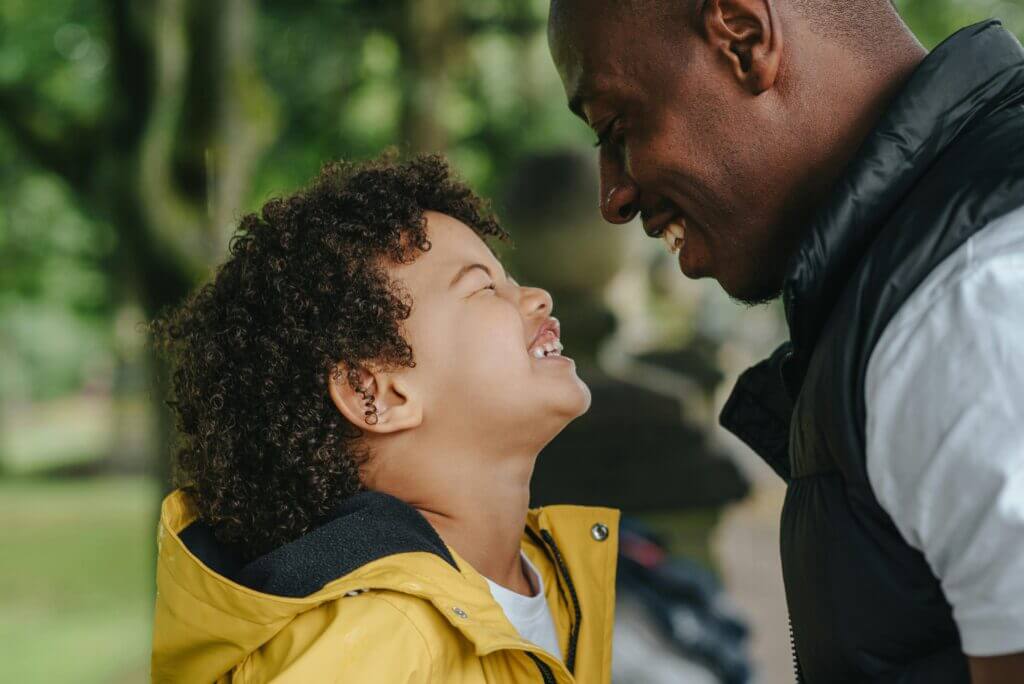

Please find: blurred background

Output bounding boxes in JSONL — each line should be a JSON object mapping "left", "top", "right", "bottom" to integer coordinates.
{"left": 1, "top": 1, "right": 1021, "bottom": 682}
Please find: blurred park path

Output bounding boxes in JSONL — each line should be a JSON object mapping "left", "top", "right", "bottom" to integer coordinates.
{"left": 715, "top": 476, "right": 790, "bottom": 684}
{"left": 711, "top": 385, "right": 792, "bottom": 684}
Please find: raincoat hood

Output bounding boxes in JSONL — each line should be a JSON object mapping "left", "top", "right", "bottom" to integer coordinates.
{"left": 151, "top": 489, "right": 619, "bottom": 683}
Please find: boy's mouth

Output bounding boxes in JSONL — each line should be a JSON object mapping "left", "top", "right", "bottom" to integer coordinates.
{"left": 528, "top": 318, "right": 565, "bottom": 359}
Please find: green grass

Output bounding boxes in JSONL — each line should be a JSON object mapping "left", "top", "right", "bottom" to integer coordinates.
{"left": 0, "top": 476, "right": 157, "bottom": 683}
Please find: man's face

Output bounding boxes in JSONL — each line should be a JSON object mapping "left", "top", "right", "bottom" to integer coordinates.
{"left": 549, "top": 1, "right": 812, "bottom": 303}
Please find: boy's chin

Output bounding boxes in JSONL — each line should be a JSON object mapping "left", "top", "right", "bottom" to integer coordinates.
{"left": 573, "top": 383, "right": 593, "bottom": 415}
{"left": 545, "top": 383, "right": 592, "bottom": 424}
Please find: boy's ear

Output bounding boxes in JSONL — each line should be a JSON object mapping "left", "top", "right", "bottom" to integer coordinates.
{"left": 327, "top": 363, "right": 423, "bottom": 434}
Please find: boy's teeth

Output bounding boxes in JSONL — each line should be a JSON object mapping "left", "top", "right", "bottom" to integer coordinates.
{"left": 662, "top": 221, "right": 686, "bottom": 254}
{"left": 531, "top": 340, "right": 564, "bottom": 358}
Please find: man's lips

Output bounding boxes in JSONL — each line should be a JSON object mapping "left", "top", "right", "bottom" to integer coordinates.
{"left": 642, "top": 209, "right": 679, "bottom": 238}
{"left": 643, "top": 212, "right": 687, "bottom": 255}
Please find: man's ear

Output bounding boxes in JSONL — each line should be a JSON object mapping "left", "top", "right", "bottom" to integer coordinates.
{"left": 700, "top": 0, "right": 782, "bottom": 95}
{"left": 327, "top": 363, "right": 423, "bottom": 434}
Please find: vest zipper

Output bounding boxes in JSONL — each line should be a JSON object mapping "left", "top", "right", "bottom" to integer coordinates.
{"left": 527, "top": 652, "right": 557, "bottom": 684}
{"left": 789, "top": 614, "right": 805, "bottom": 683}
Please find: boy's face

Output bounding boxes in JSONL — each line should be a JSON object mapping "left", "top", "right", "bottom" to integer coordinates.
{"left": 392, "top": 211, "right": 591, "bottom": 444}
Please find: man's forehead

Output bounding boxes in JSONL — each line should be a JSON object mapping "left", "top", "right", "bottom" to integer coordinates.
{"left": 551, "top": 34, "right": 628, "bottom": 119}
{"left": 549, "top": 2, "right": 650, "bottom": 118}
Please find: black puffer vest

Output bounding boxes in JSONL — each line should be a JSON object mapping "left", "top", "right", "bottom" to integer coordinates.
{"left": 721, "top": 22, "right": 1024, "bottom": 684}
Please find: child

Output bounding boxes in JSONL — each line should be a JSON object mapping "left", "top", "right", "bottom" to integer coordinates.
{"left": 150, "top": 154, "right": 618, "bottom": 683}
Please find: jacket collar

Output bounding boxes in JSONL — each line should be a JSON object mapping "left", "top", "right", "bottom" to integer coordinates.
{"left": 158, "top": 490, "right": 617, "bottom": 673}
{"left": 179, "top": 489, "right": 458, "bottom": 598}
{"left": 783, "top": 21, "right": 1024, "bottom": 368}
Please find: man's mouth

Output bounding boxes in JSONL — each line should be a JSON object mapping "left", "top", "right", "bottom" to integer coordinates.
{"left": 642, "top": 210, "right": 688, "bottom": 255}
{"left": 660, "top": 221, "right": 686, "bottom": 255}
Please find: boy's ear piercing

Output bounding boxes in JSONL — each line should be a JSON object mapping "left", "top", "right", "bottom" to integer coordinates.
{"left": 363, "top": 393, "right": 379, "bottom": 425}
{"left": 345, "top": 366, "right": 379, "bottom": 425}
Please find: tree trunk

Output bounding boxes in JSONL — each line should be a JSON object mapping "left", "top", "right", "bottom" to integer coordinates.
{"left": 399, "top": 0, "right": 457, "bottom": 153}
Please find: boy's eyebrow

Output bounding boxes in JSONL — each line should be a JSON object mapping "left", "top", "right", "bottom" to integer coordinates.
{"left": 449, "top": 262, "right": 505, "bottom": 288}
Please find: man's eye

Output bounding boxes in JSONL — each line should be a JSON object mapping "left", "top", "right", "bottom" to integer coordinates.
{"left": 478, "top": 283, "right": 497, "bottom": 293}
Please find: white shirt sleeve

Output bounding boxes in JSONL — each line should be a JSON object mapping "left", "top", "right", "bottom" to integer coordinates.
{"left": 865, "top": 204, "right": 1024, "bottom": 658}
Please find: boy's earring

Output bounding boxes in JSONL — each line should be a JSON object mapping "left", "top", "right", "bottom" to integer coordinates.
{"left": 346, "top": 367, "right": 379, "bottom": 426}
{"left": 362, "top": 392, "right": 379, "bottom": 425}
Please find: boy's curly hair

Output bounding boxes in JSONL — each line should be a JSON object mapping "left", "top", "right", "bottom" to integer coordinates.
{"left": 152, "top": 154, "right": 508, "bottom": 561}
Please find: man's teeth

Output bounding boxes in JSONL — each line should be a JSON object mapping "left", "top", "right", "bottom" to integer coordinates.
{"left": 661, "top": 221, "right": 686, "bottom": 254}
{"left": 531, "top": 340, "right": 564, "bottom": 358}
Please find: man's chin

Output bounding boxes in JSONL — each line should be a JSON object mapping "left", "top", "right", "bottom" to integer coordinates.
{"left": 717, "top": 269, "right": 785, "bottom": 307}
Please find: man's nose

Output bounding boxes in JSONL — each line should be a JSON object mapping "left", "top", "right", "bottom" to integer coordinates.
{"left": 599, "top": 167, "right": 640, "bottom": 224}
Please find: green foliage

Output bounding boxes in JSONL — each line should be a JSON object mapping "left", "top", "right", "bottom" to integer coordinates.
{"left": 897, "top": 0, "right": 1024, "bottom": 47}
{"left": 5, "top": 0, "right": 1015, "bottom": 405}
{"left": 0, "top": 157, "right": 114, "bottom": 400}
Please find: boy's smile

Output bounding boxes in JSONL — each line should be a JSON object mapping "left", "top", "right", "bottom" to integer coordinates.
{"left": 528, "top": 318, "right": 566, "bottom": 360}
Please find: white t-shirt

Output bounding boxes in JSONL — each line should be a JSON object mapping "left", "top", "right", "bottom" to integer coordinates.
{"left": 484, "top": 552, "right": 564, "bottom": 661}
{"left": 866, "top": 202, "right": 1024, "bottom": 657}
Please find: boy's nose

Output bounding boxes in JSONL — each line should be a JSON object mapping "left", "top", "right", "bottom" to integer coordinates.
{"left": 521, "top": 286, "right": 554, "bottom": 316}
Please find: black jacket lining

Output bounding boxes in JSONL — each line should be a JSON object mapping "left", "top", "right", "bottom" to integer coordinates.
{"left": 178, "top": 490, "right": 458, "bottom": 598}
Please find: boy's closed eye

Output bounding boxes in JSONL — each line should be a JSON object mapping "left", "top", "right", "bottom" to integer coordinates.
{"left": 450, "top": 263, "right": 511, "bottom": 297}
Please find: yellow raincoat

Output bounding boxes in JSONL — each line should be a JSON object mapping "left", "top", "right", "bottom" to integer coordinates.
{"left": 151, "top": 490, "right": 619, "bottom": 683}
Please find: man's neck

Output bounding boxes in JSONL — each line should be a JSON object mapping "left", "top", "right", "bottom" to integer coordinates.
{"left": 780, "top": 28, "right": 927, "bottom": 256}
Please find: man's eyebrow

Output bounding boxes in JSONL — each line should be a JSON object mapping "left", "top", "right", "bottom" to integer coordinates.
{"left": 450, "top": 263, "right": 497, "bottom": 288}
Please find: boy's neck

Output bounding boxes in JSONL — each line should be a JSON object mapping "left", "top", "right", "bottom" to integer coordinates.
{"left": 416, "top": 478, "right": 536, "bottom": 596}
{"left": 367, "top": 439, "right": 541, "bottom": 596}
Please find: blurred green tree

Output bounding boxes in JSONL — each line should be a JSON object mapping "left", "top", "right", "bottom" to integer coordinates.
{"left": 0, "top": 0, "right": 278, "bottom": 477}
{"left": 0, "top": 0, "right": 582, "bottom": 476}
{"left": 0, "top": 0, "right": 1021, "bottom": 479}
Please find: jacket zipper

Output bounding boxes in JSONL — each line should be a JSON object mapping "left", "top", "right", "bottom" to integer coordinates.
{"left": 527, "top": 652, "right": 557, "bottom": 684}
{"left": 524, "top": 527, "right": 583, "bottom": 678}
{"left": 538, "top": 529, "right": 583, "bottom": 673}
{"left": 789, "top": 614, "right": 805, "bottom": 683}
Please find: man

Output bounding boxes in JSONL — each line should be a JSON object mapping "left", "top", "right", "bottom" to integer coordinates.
{"left": 548, "top": 1, "right": 1024, "bottom": 682}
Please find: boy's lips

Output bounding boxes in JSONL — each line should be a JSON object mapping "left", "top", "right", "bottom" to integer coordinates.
{"left": 528, "top": 317, "right": 565, "bottom": 359}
